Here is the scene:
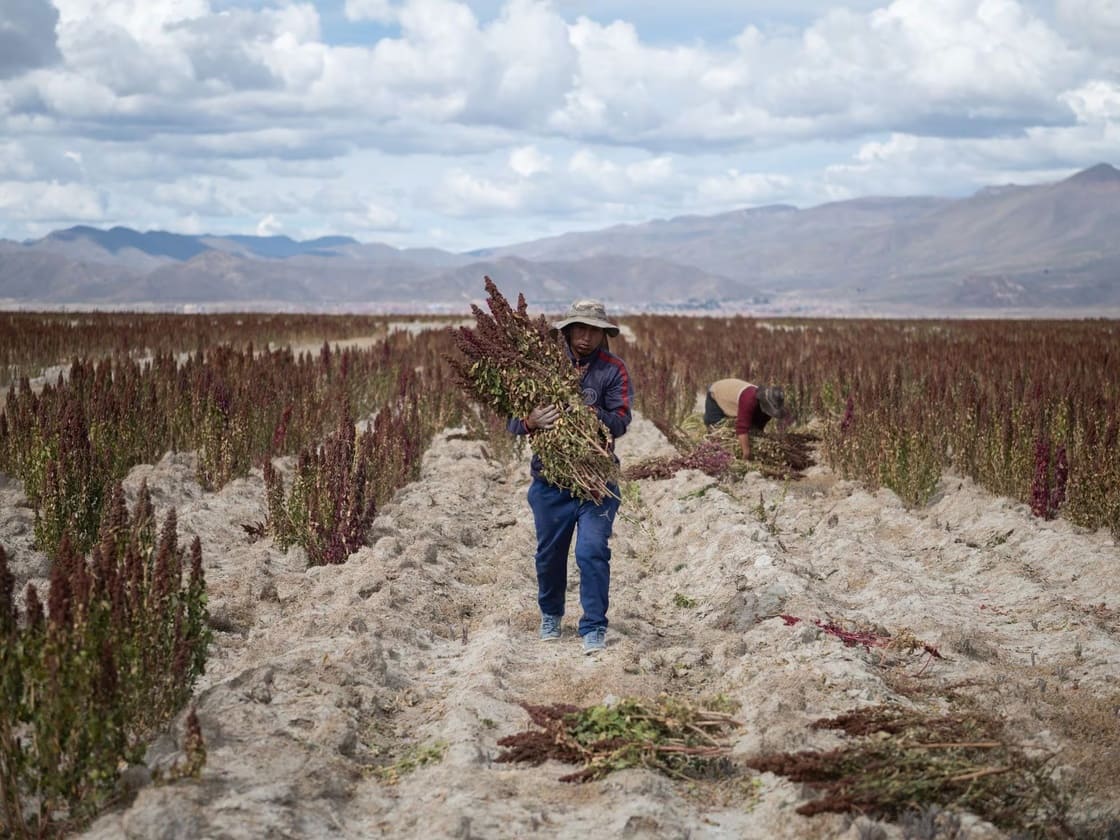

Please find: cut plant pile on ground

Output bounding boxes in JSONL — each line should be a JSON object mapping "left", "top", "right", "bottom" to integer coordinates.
{"left": 624, "top": 414, "right": 817, "bottom": 482}
{"left": 495, "top": 696, "right": 742, "bottom": 783}
{"left": 746, "top": 705, "right": 1075, "bottom": 836}
{"left": 449, "top": 276, "right": 618, "bottom": 502}
{"left": 780, "top": 614, "right": 943, "bottom": 674}
{"left": 743, "top": 430, "right": 818, "bottom": 480}
{"left": 622, "top": 438, "right": 733, "bottom": 481}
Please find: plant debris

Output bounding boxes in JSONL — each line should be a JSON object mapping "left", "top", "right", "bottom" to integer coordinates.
{"left": 703, "top": 420, "right": 818, "bottom": 480}
{"left": 373, "top": 740, "right": 448, "bottom": 784}
{"left": 495, "top": 695, "right": 742, "bottom": 783}
{"left": 624, "top": 415, "right": 818, "bottom": 482}
{"left": 781, "top": 614, "right": 943, "bottom": 669}
{"left": 745, "top": 705, "right": 1073, "bottom": 835}
{"left": 623, "top": 438, "right": 733, "bottom": 480}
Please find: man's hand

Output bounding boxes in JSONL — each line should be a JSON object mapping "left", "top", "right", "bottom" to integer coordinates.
{"left": 738, "top": 432, "right": 751, "bottom": 460}
{"left": 527, "top": 404, "right": 561, "bottom": 431}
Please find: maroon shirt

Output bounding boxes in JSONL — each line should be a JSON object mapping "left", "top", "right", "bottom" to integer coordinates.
{"left": 735, "top": 385, "right": 771, "bottom": 436}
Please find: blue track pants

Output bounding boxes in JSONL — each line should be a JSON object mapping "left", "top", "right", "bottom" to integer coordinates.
{"left": 527, "top": 478, "right": 620, "bottom": 636}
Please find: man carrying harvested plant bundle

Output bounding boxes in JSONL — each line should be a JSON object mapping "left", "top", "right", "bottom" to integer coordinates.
{"left": 704, "top": 379, "right": 786, "bottom": 461}
{"left": 508, "top": 299, "right": 633, "bottom": 655}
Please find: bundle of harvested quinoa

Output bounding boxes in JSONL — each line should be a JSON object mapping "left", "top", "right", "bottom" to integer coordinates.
{"left": 449, "top": 277, "right": 619, "bottom": 502}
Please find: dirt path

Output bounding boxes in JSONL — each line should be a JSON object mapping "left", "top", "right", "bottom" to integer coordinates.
{"left": 2, "top": 411, "right": 1114, "bottom": 838}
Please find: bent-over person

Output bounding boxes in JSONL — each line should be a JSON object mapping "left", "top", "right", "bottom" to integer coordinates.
{"left": 704, "top": 379, "right": 785, "bottom": 461}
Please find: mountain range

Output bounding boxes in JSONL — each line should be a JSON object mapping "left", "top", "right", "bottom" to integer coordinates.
{"left": 2, "top": 163, "right": 1118, "bottom": 315}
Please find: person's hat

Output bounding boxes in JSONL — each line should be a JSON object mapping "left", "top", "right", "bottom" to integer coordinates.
{"left": 758, "top": 385, "right": 786, "bottom": 419}
{"left": 551, "top": 299, "right": 620, "bottom": 337}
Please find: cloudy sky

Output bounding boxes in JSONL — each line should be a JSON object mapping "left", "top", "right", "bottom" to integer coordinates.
{"left": 1, "top": 0, "right": 1117, "bottom": 252}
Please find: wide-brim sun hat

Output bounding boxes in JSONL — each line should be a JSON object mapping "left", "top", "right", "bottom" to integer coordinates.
{"left": 551, "top": 299, "right": 620, "bottom": 337}
{"left": 758, "top": 385, "right": 786, "bottom": 419}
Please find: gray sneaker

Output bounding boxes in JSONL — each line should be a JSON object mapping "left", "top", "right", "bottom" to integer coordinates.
{"left": 539, "top": 614, "right": 562, "bottom": 641}
{"left": 582, "top": 627, "right": 606, "bottom": 654}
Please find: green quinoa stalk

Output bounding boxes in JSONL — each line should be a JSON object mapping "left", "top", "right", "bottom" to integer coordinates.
{"left": 450, "top": 277, "right": 620, "bottom": 502}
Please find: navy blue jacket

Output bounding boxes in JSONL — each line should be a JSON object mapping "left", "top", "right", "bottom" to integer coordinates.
{"left": 508, "top": 345, "right": 634, "bottom": 480}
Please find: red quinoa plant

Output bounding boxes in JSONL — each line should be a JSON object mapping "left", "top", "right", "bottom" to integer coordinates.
{"left": 0, "top": 310, "right": 398, "bottom": 389}
{"left": 264, "top": 357, "right": 463, "bottom": 566}
{"left": 0, "top": 324, "right": 467, "bottom": 557}
{"left": 0, "top": 482, "right": 209, "bottom": 837}
{"left": 621, "top": 315, "right": 1117, "bottom": 533}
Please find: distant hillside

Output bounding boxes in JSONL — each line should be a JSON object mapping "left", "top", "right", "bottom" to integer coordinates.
{"left": 35, "top": 226, "right": 361, "bottom": 261}
{"left": 47, "top": 225, "right": 212, "bottom": 260}
{"left": 2, "top": 163, "right": 1118, "bottom": 314}
{"left": 203, "top": 234, "right": 358, "bottom": 260}
{"left": 485, "top": 164, "right": 1120, "bottom": 310}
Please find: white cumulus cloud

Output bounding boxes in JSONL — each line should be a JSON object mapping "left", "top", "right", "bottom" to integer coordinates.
{"left": 696, "top": 169, "right": 793, "bottom": 205}
{"left": 256, "top": 213, "right": 283, "bottom": 236}
{"left": 1062, "top": 80, "right": 1120, "bottom": 122}
{"left": 509, "top": 145, "right": 550, "bottom": 177}
{"left": 344, "top": 203, "right": 403, "bottom": 231}
{"left": 0, "top": 142, "right": 36, "bottom": 178}
{"left": 1055, "top": 0, "right": 1120, "bottom": 52}
{"left": 345, "top": 0, "right": 398, "bottom": 23}
{"left": 0, "top": 179, "right": 103, "bottom": 220}
{"left": 0, "top": 0, "right": 1115, "bottom": 248}
{"left": 438, "top": 169, "right": 525, "bottom": 213}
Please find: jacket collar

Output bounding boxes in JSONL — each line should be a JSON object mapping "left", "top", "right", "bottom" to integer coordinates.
{"left": 566, "top": 344, "right": 599, "bottom": 367}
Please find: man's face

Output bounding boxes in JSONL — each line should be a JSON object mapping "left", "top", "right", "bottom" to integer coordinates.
{"left": 568, "top": 323, "right": 605, "bottom": 357}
